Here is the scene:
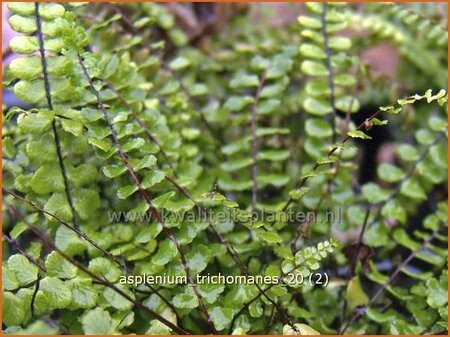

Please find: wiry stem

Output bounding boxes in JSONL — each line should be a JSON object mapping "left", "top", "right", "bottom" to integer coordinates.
{"left": 339, "top": 228, "right": 440, "bottom": 334}
{"left": 30, "top": 277, "right": 41, "bottom": 318}
{"left": 6, "top": 206, "right": 48, "bottom": 320}
{"left": 3, "top": 232, "right": 46, "bottom": 273}
{"left": 106, "top": 63, "right": 286, "bottom": 323}
{"left": 78, "top": 56, "right": 217, "bottom": 334}
{"left": 290, "top": 191, "right": 327, "bottom": 251}
{"left": 337, "top": 207, "right": 371, "bottom": 327}
{"left": 228, "top": 239, "right": 336, "bottom": 332}
{"left": 102, "top": 79, "right": 176, "bottom": 173}
{"left": 250, "top": 73, "right": 266, "bottom": 211}
{"left": 290, "top": 91, "right": 358, "bottom": 248}
{"left": 25, "top": 223, "right": 191, "bottom": 335}
{"left": 321, "top": 2, "right": 338, "bottom": 143}
{"left": 165, "top": 175, "right": 297, "bottom": 330}
{"left": 5, "top": 192, "right": 181, "bottom": 318}
{"left": 114, "top": 78, "right": 296, "bottom": 328}
{"left": 282, "top": 106, "right": 386, "bottom": 212}
{"left": 265, "top": 306, "right": 277, "bottom": 334}
{"left": 108, "top": 3, "right": 223, "bottom": 145}
{"left": 367, "top": 131, "right": 446, "bottom": 228}
{"left": 35, "top": 2, "right": 79, "bottom": 230}
{"left": 4, "top": 188, "right": 120, "bottom": 265}
{"left": 352, "top": 207, "right": 371, "bottom": 277}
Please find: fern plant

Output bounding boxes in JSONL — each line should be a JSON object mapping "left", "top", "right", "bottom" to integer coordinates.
{"left": 2, "top": 2, "right": 448, "bottom": 335}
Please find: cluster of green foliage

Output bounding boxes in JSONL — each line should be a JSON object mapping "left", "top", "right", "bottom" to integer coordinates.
{"left": 2, "top": 2, "right": 448, "bottom": 335}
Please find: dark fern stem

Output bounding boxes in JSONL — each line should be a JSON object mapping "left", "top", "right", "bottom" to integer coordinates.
{"left": 3, "top": 3, "right": 447, "bottom": 334}
{"left": 5, "top": 197, "right": 187, "bottom": 334}
{"left": 77, "top": 55, "right": 218, "bottom": 335}
{"left": 34, "top": 2, "right": 80, "bottom": 230}
{"left": 339, "top": 227, "right": 441, "bottom": 334}
{"left": 282, "top": 106, "right": 386, "bottom": 213}
{"left": 5, "top": 188, "right": 184, "bottom": 323}
{"left": 166, "top": 175, "right": 297, "bottom": 331}
{"left": 368, "top": 131, "right": 446, "bottom": 229}
{"left": 28, "top": 223, "right": 190, "bottom": 335}
{"left": 30, "top": 277, "right": 41, "bottom": 319}
{"left": 102, "top": 78, "right": 177, "bottom": 173}
{"left": 321, "top": 2, "right": 338, "bottom": 143}
{"left": 250, "top": 74, "right": 265, "bottom": 212}
{"left": 337, "top": 207, "right": 371, "bottom": 327}
{"left": 3, "top": 232, "right": 46, "bottom": 273}
{"left": 108, "top": 3, "right": 224, "bottom": 146}
{"left": 4, "top": 206, "right": 45, "bottom": 321}
{"left": 228, "top": 238, "right": 337, "bottom": 334}
{"left": 4, "top": 188, "right": 120, "bottom": 265}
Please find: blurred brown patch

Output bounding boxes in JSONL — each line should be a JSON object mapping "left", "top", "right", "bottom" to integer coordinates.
{"left": 165, "top": 3, "right": 249, "bottom": 43}
{"left": 250, "top": 3, "right": 304, "bottom": 27}
{"left": 361, "top": 42, "right": 399, "bottom": 79}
